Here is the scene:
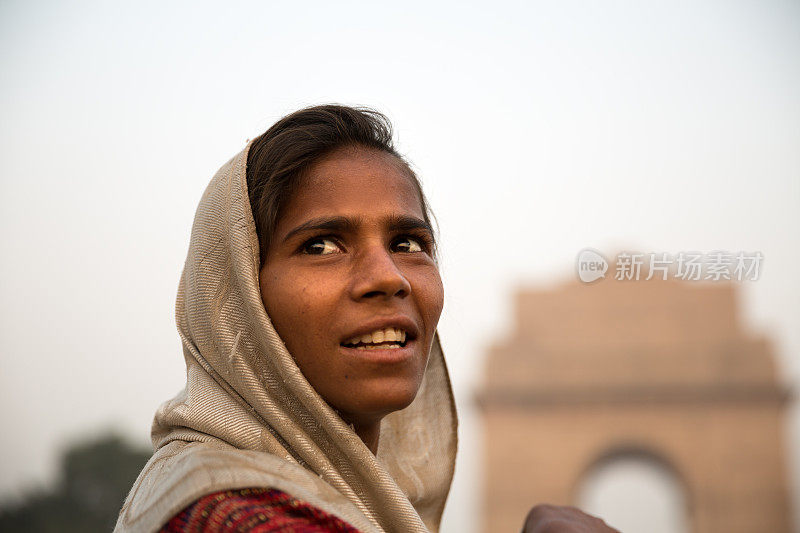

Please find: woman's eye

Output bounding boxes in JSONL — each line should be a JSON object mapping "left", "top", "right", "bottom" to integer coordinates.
{"left": 302, "top": 238, "right": 341, "bottom": 255}
{"left": 393, "top": 237, "right": 423, "bottom": 253}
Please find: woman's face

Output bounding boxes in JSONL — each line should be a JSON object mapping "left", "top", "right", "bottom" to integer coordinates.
{"left": 258, "top": 146, "right": 443, "bottom": 427}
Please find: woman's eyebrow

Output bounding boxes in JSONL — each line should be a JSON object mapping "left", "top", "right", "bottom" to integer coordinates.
{"left": 386, "top": 214, "right": 433, "bottom": 235}
{"left": 282, "top": 215, "right": 432, "bottom": 243}
{"left": 282, "top": 216, "right": 359, "bottom": 243}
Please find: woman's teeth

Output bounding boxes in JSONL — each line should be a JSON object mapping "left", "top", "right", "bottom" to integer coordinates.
{"left": 343, "top": 327, "right": 407, "bottom": 349}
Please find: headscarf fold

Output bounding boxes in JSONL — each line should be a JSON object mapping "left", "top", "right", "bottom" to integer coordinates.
{"left": 114, "top": 143, "right": 458, "bottom": 533}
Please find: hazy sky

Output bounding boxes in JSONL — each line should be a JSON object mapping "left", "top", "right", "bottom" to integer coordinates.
{"left": 1, "top": 1, "right": 798, "bottom": 531}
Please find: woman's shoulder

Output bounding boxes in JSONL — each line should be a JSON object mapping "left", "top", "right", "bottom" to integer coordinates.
{"left": 116, "top": 442, "right": 379, "bottom": 533}
{"left": 159, "top": 487, "right": 361, "bottom": 533}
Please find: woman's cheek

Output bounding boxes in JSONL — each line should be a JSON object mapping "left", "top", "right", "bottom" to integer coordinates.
{"left": 419, "top": 268, "right": 444, "bottom": 327}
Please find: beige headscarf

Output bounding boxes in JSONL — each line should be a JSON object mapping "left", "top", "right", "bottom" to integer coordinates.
{"left": 114, "top": 143, "right": 458, "bottom": 533}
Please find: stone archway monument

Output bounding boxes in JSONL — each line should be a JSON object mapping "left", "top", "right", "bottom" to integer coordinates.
{"left": 478, "top": 277, "right": 792, "bottom": 532}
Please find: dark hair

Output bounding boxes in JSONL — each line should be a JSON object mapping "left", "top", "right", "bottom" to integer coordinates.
{"left": 246, "top": 104, "right": 435, "bottom": 265}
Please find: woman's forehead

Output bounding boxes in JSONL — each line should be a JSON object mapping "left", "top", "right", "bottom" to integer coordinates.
{"left": 282, "top": 148, "right": 425, "bottom": 224}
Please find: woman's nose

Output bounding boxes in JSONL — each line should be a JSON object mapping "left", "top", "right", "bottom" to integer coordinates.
{"left": 350, "top": 246, "right": 411, "bottom": 301}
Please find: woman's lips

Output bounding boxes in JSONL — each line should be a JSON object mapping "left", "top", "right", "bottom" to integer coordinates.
{"left": 338, "top": 316, "right": 420, "bottom": 362}
{"left": 339, "top": 316, "right": 419, "bottom": 348}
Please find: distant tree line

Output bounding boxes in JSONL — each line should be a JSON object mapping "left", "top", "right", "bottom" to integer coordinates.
{"left": 0, "top": 434, "right": 150, "bottom": 532}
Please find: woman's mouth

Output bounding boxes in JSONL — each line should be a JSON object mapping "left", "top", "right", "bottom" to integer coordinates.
{"left": 341, "top": 327, "right": 408, "bottom": 350}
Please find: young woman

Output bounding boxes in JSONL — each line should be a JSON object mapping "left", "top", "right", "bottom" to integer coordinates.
{"left": 115, "top": 105, "right": 616, "bottom": 533}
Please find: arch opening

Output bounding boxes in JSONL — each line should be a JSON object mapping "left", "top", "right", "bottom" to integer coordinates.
{"left": 575, "top": 448, "right": 691, "bottom": 533}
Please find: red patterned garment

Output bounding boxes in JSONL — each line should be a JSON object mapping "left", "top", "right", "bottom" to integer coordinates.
{"left": 159, "top": 487, "right": 361, "bottom": 533}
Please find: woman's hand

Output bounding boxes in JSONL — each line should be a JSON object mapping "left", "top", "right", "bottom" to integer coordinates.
{"left": 521, "top": 504, "right": 620, "bottom": 533}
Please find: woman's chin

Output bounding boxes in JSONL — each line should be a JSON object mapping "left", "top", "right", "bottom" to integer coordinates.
{"left": 335, "top": 379, "right": 421, "bottom": 422}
